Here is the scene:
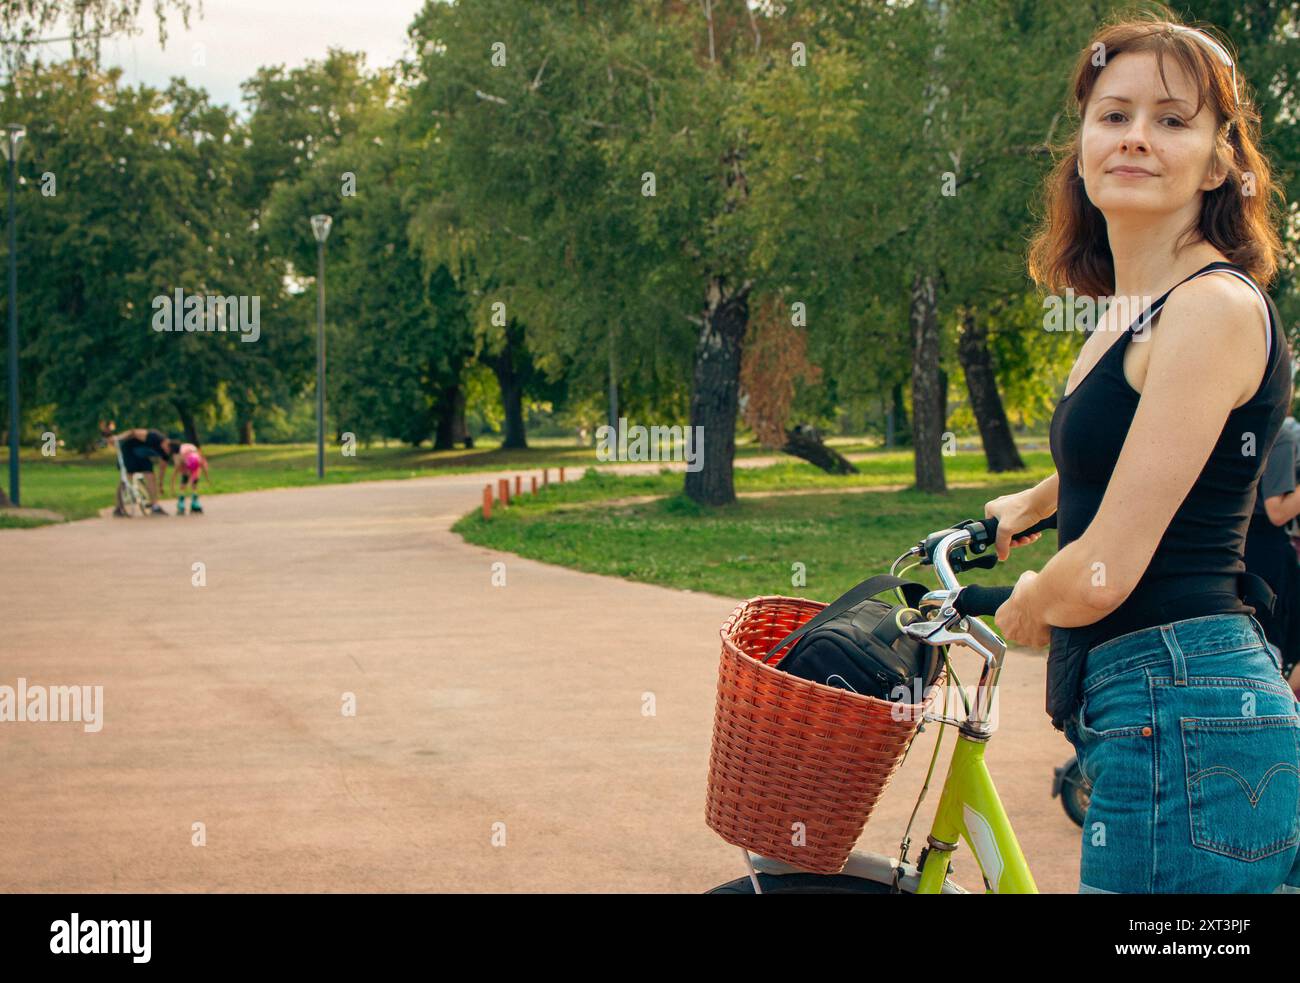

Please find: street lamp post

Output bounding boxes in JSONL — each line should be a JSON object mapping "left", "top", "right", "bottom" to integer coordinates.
{"left": 2, "top": 123, "right": 25, "bottom": 507}
{"left": 310, "top": 214, "right": 332, "bottom": 480}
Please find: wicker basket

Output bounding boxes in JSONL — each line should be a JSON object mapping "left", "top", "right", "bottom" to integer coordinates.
{"left": 705, "top": 594, "right": 944, "bottom": 874}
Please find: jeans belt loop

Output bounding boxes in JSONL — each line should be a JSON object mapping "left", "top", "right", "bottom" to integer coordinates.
{"left": 1160, "top": 623, "right": 1189, "bottom": 685}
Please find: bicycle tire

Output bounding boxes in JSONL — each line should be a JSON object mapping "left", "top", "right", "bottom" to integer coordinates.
{"left": 707, "top": 873, "right": 909, "bottom": 894}
{"left": 1060, "top": 759, "right": 1091, "bottom": 827}
{"left": 116, "top": 481, "right": 137, "bottom": 517}
{"left": 132, "top": 475, "right": 153, "bottom": 516}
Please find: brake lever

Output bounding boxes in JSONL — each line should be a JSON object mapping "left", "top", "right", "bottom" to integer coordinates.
{"left": 902, "top": 619, "right": 998, "bottom": 663}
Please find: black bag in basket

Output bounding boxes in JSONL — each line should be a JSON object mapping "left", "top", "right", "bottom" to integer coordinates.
{"left": 767, "top": 575, "right": 945, "bottom": 701}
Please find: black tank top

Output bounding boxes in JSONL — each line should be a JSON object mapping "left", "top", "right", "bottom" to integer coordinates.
{"left": 1048, "top": 261, "right": 1294, "bottom": 648}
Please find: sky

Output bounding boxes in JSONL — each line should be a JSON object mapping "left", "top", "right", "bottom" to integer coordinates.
{"left": 69, "top": 0, "right": 430, "bottom": 113}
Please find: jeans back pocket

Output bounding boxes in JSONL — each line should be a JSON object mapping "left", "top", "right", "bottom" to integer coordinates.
{"left": 1180, "top": 714, "right": 1300, "bottom": 861}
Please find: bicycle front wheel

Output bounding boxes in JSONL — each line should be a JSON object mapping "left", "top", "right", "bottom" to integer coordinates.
{"left": 1059, "top": 759, "right": 1091, "bottom": 827}
{"left": 117, "top": 478, "right": 146, "bottom": 517}
{"left": 707, "top": 873, "right": 911, "bottom": 894}
{"left": 115, "top": 480, "right": 135, "bottom": 517}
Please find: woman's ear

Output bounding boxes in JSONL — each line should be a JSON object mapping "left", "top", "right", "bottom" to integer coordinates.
{"left": 1201, "top": 135, "right": 1232, "bottom": 191}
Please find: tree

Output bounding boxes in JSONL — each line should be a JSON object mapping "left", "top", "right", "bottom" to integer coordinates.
{"left": 407, "top": 0, "right": 802, "bottom": 504}
{"left": 237, "top": 49, "right": 393, "bottom": 443}
{"left": 1, "top": 62, "right": 275, "bottom": 448}
{"left": 957, "top": 305, "right": 1022, "bottom": 471}
{"left": 740, "top": 293, "right": 856, "bottom": 473}
{"left": 740, "top": 0, "right": 1111, "bottom": 486}
{"left": 405, "top": 0, "right": 691, "bottom": 456}
{"left": 1, "top": 0, "right": 196, "bottom": 71}
{"left": 257, "top": 79, "right": 476, "bottom": 451}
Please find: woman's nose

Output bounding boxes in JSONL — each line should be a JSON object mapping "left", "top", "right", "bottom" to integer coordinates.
{"left": 1119, "top": 120, "right": 1151, "bottom": 154}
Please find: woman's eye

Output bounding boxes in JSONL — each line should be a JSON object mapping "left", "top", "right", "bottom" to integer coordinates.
{"left": 1100, "top": 111, "right": 1186, "bottom": 127}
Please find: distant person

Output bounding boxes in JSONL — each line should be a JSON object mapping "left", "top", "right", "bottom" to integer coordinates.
{"left": 1244, "top": 414, "right": 1300, "bottom": 679}
{"left": 100, "top": 422, "right": 180, "bottom": 516}
{"left": 171, "top": 442, "right": 210, "bottom": 515}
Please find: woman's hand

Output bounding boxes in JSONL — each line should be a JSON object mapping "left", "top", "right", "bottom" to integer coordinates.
{"left": 984, "top": 490, "right": 1048, "bottom": 561}
{"left": 994, "top": 570, "right": 1051, "bottom": 648}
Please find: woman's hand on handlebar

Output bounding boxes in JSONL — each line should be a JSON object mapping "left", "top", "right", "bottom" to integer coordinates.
{"left": 993, "top": 570, "right": 1051, "bottom": 648}
{"left": 984, "top": 491, "right": 1048, "bottom": 562}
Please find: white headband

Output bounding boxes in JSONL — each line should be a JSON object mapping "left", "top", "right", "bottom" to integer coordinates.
{"left": 1167, "top": 24, "right": 1239, "bottom": 112}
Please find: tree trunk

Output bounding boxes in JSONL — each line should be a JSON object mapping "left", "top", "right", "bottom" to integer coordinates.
{"left": 684, "top": 276, "right": 749, "bottom": 506}
{"left": 499, "top": 381, "right": 526, "bottom": 449}
{"left": 938, "top": 366, "right": 949, "bottom": 437}
{"left": 891, "top": 382, "right": 909, "bottom": 445}
{"left": 608, "top": 325, "right": 619, "bottom": 435}
{"left": 433, "top": 382, "right": 459, "bottom": 451}
{"left": 453, "top": 386, "right": 472, "bottom": 448}
{"left": 783, "top": 425, "right": 858, "bottom": 474}
{"left": 488, "top": 321, "right": 528, "bottom": 450}
{"left": 957, "top": 307, "right": 1024, "bottom": 472}
{"left": 910, "top": 271, "right": 947, "bottom": 494}
{"left": 175, "top": 403, "right": 200, "bottom": 444}
{"left": 238, "top": 419, "right": 254, "bottom": 445}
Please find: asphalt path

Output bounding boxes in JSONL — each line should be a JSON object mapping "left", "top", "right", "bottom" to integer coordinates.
{"left": 0, "top": 471, "right": 1080, "bottom": 892}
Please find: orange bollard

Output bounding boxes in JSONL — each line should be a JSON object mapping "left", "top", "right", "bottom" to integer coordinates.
{"left": 542, "top": 468, "right": 549, "bottom": 487}
{"left": 530, "top": 476, "right": 537, "bottom": 494}
{"left": 482, "top": 485, "right": 493, "bottom": 520}
{"left": 515, "top": 475, "right": 522, "bottom": 496}
{"left": 559, "top": 467, "right": 566, "bottom": 482}
{"left": 498, "top": 478, "right": 509, "bottom": 504}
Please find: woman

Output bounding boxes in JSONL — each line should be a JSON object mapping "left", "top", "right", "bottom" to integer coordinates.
{"left": 984, "top": 11, "right": 1300, "bottom": 893}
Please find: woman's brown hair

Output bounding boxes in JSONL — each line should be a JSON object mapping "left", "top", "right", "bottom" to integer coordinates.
{"left": 1027, "top": 5, "right": 1284, "bottom": 297}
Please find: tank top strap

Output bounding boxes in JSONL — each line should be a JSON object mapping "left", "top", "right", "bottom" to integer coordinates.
{"left": 1133, "top": 261, "right": 1273, "bottom": 360}
{"left": 1186, "top": 262, "right": 1274, "bottom": 361}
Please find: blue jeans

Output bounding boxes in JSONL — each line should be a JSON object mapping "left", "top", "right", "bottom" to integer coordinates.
{"left": 1062, "top": 613, "right": 1300, "bottom": 893}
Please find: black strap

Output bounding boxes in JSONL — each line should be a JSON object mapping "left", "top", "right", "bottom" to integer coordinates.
{"left": 1240, "top": 571, "right": 1276, "bottom": 617}
{"left": 1062, "top": 571, "right": 1277, "bottom": 661}
{"left": 1166, "top": 572, "right": 1275, "bottom": 616}
{"left": 765, "top": 575, "right": 928, "bottom": 662}
{"left": 1129, "top": 262, "right": 1243, "bottom": 336}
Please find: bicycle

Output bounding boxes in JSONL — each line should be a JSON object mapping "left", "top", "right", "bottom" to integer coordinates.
{"left": 1052, "top": 754, "right": 1091, "bottom": 828}
{"left": 113, "top": 440, "right": 152, "bottom": 518}
{"left": 706, "top": 514, "right": 1056, "bottom": 894}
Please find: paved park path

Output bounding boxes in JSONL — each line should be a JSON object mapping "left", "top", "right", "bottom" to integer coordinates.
{"left": 0, "top": 471, "right": 1081, "bottom": 892}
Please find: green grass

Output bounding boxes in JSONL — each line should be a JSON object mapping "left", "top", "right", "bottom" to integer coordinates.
{"left": 0, "top": 437, "right": 606, "bottom": 523}
{"left": 453, "top": 450, "right": 1057, "bottom": 601}
{"left": 0, "top": 513, "right": 53, "bottom": 529}
{"left": 0, "top": 432, "right": 1052, "bottom": 526}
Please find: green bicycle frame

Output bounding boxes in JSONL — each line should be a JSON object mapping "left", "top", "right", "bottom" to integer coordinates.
{"left": 915, "top": 729, "right": 1038, "bottom": 894}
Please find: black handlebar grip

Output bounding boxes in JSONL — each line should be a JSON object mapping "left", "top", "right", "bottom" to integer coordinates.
{"left": 975, "top": 513, "right": 1057, "bottom": 549}
{"left": 953, "top": 584, "right": 1014, "bottom": 617}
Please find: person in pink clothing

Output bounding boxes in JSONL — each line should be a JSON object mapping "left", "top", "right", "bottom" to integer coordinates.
{"left": 171, "top": 442, "right": 210, "bottom": 514}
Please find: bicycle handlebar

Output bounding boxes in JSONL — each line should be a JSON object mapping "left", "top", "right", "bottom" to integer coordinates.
{"left": 915, "top": 514, "right": 1057, "bottom": 617}
{"left": 894, "top": 513, "right": 1058, "bottom": 732}
{"left": 952, "top": 584, "right": 1014, "bottom": 617}
{"left": 966, "top": 514, "right": 1058, "bottom": 554}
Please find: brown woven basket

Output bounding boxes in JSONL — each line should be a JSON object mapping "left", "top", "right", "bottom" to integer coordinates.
{"left": 705, "top": 594, "right": 945, "bottom": 874}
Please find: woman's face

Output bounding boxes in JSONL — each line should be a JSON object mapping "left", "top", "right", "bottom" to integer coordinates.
{"left": 1078, "top": 49, "right": 1227, "bottom": 218}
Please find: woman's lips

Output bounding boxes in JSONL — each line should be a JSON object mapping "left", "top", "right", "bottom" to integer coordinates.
{"left": 1109, "top": 167, "right": 1156, "bottom": 177}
